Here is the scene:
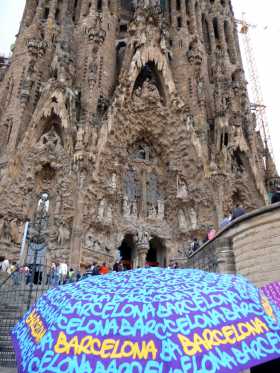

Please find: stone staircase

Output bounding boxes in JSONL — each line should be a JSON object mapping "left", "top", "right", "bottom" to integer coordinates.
{"left": 0, "top": 303, "right": 23, "bottom": 368}
{"left": 0, "top": 276, "right": 52, "bottom": 369}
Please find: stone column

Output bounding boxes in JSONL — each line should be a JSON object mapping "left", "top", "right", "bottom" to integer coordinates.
{"left": 81, "top": 0, "right": 89, "bottom": 17}
{"left": 215, "top": 237, "right": 236, "bottom": 274}
{"left": 49, "top": 0, "right": 58, "bottom": 20}
{"left": 195, "top": 3, "right": 203, "bottom": 41}
{"left": 188, "top": 0, "right": 196, "bottom": 34}
{"left": 217, "top": 16, "right": 226, "bottom": 50}
{"left": 69, "top": 170, "right": 86, "bottom": 270}
{"left": 207, "top": 16, "right": 216, "bottom": 54}
{"left": 170, "top": 0, "right": 177, "bottom": 27}
{"left": 180, "top": 0, "right": 187, "bottom": 28}
{"left": 135, "top": 228, "right": 150, "bottom": 268}
{"left": 210, "top": 173, "right": 227, "bottom": 226}
{"left": 35, "top": 0, "right": 47, "bottom": 20}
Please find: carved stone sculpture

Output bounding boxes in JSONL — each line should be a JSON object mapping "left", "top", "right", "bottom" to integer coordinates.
{"left": 178, "top": 210, "right": 187, "bottom": 232}
{"left": 177, "top": 175, "right": 188, "bottom": 200}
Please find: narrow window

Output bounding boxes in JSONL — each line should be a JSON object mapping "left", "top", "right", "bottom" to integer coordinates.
{"left": 55, "top": 9, "right": 60, "bottom": 24}
{"left": 177, "top": 16, "right": 182, "bottom": 28}
{"left": 213, "top": 17, "right": 220, "bottom": 41}
{"left": 43, "top": 7, "right": 49, "bottom": 20}
{"left": 176, "top": 0, "right": 181, "bottom": 11}
{"left": 185, "top": 0, "right": 190, "bottom": 16}
{"left": 97, "top": 0, "right": 102, "bottom": 12}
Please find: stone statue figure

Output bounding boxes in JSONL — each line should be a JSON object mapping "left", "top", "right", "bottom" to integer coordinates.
{"left": 177, "top": 175, "right": 188, "bottom": 200}
{"left": 84, "top": 231, "right": 94, "bottom": 250}
{"left": 185, "top": 114, "right": 194, "bottom": 130}
{"left": 109, "top": 173, "right": 117, "bottom": 191}
{"left": 123, "top": 195, "right": 131, "bottom": 218}
{"left": 97, "top": 199, "right": 106, "bottom": 221}
{"left": 93, "top": 240, "right": 102, "bottom": 252}
{"left": 10, "top": 219, "right": 22, "bottom": 244}
{"left": 0, "top": 217, "right": 4, "bottom": 239}
{"left": 136, "top": 228, "right": 150, "bottom": 248}
{"left": 57, "top": 223, "right": 70, "bottom": 246}
{"left": 188, "top": 208, "right": 198, "bottom": 230}
{"left": 38, "top": 128, "right": 62, "bottom": 153}
{"left": 148, "top": 204, "right": 157, "bottom": 220}
{"left": 75, "top": 126, "right": 84, "bottom": 150}
{"left": 105, "top": 205, "right": 113, "bottom": 224}
{"left": 178, "top": 209, "right": 187, "bottom": 231}
{"left": 157, "top": 199, "right": 165, "bottom": 221}
{"left": 131, "top": 201, "right": 138, "bottom": 218}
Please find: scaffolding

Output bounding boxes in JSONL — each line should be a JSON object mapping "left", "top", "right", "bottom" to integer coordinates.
{"left": 235, "top": 15, "right": 274, "bottom": 161}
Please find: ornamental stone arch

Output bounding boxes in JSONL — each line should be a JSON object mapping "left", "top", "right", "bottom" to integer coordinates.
{"left": 128, "top": 46, "right": 176, "bottom": 98}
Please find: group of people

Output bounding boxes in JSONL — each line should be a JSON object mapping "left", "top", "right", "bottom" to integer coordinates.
{"left": 188, "top": 204, "right": 247, "bottom": 256}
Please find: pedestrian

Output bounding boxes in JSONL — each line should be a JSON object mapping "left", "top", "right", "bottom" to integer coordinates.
{"left": 231, "top": 204, "right": 246, "bottom": 221}
{"left": 191, "top": 238, "right": 200, "bottom": 253}
{"left": 49, "top": 263, "right": 59, "bottom": 286}
{"left": 10, "top": 262, "right": 19, "bottom": 286}
{"left": 113, "top": 261, "right": 121, "bottom": 272}
{"left": 1, "top": 257, "right": 10, "bottom": 272}
{"left": 76, "top": 271, "right": 81, "bottom": 282}
{"left": 271, "top": 186, "right": 280, "bottom": 204}
{"left": 219, "top": 214, "right": 231, "bottom": 229}
{"left": 91, "top": 262, "right": 100, "bottom": 276}
{"left": 99, "top": 262, "right": 109, "bottom": 275}
{"left": 67, "top": 268, "right": 75, "bottom": 283}
{"left": 0, "top": 256, "right": 4, "bottom": 270}
{"left": 58, "top": 262, "right": 68, "bottom": 284}
{"left": 207, "top": 227, "right": 216, "bottom": 241}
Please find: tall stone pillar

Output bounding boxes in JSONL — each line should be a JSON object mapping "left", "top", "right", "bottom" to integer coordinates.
{"left": 135, "top": 228, "right": 150, "bottom": 268}
{"left": 70, "top": 169, "right": 86, "bottom": 270}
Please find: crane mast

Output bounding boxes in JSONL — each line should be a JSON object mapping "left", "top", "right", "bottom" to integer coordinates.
{"left": 235, "top": 15, "right": 274, "bottom": 161}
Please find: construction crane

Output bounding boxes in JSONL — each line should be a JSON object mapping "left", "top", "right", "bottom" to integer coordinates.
{"left": 235, "top": 14, "right": 274, "bottom": 161}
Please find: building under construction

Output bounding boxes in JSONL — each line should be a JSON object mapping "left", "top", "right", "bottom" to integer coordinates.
{"left": 0, "top": 0, "right": 278, "bottom": 269}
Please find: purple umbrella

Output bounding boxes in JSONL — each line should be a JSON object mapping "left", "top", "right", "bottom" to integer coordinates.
{"left": 261, "top": 281, "right": 280, "bottom": 309}
{"left": 12, "top": 268, "right": 280, "bottom": 372}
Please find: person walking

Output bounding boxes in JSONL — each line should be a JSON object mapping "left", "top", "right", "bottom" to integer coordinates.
{"left": 1, "top": 257, "right": 10, "bottom": 272}
{"left": 231, "top": 204, "right": 246, "bottom": 221}
{"left": 99, "top": 262, "right": 109, "bottom": 275}
{"left": 91, "top": 262, "right": 100, "bottom": 276}
{"left": 271, "top": 186, "right": 280, "bottom": 204}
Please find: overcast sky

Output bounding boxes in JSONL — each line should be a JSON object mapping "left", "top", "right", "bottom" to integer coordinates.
{"left": 0, "top": 0, "right": 279, "bottom": 172}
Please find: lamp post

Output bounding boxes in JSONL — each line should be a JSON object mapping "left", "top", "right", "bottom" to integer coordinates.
{"left": 26, "top": 193, "right": 49, "bottom": 310}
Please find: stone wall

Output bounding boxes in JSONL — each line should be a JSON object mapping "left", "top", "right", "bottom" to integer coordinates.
{"left": 184, "top": 203, "right": 280, "bottom": 287}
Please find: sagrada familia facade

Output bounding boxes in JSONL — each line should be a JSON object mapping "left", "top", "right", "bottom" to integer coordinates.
{"left": 0, "top": 0, "right": 277, "bottom": 270}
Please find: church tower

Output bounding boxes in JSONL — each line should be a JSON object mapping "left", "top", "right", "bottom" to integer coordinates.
{"left": 0, "top": 0, "right": 276, "bottom": 269}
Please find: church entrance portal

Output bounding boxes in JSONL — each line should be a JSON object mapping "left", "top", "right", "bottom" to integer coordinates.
{"left": 118, "top": 234, "right": 167, "bottom": 269}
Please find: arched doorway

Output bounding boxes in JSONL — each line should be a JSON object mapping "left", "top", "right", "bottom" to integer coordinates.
{"left": 146, "top": 236, "right": 167, "bottom": 267}
{"left": 118, "top": 234, "right": 136, "bottom": 270}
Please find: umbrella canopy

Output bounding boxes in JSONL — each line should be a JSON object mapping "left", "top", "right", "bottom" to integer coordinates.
{"left": 12, "top": 268, "right": 280, "bottom": 373}
{"left": 261, "top": 281, "right": 280, "bottom": 309}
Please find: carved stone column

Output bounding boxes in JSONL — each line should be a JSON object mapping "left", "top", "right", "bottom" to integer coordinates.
{"left": 70, "top": 170, "right": 86, "bottom": 270}
{"left": 210, "top": 172, "right": 227, "bottom": 226}
{"left": 135, "top": 228, "right": 150, "bottom": 268}
{"left": 215, "top": 237, "right": 236, "bottom": 274}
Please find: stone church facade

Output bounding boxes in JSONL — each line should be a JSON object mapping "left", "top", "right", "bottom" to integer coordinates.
{"left": 0, "top": 0, "right": 276, "bottom": 270}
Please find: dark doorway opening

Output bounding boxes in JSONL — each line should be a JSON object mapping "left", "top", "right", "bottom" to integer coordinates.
{"left": 118, "top": 234, "right": 135, "bottom": 270}
{"left": 146, "top": 236, "right": 166, "bottom": 267}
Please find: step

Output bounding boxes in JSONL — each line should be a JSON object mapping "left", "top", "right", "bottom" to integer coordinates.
{"left": 0, "top": 312, "right": 22, "bottom": 319}
{"left": 0, "top": 326, "right": 17, "bottom": 337}
{"left": 0, "top": 351, "right": 16, "bottom": 367}
{"left": 0, "top": 345, "right": 14, "bottom": 353}
{"left": 0, "top": 356, "right": 17, "bottom": 368}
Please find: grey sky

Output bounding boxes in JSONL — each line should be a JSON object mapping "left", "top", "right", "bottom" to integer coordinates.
{"left": 0, "top": 0, "right": 279, "bottom": 171}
